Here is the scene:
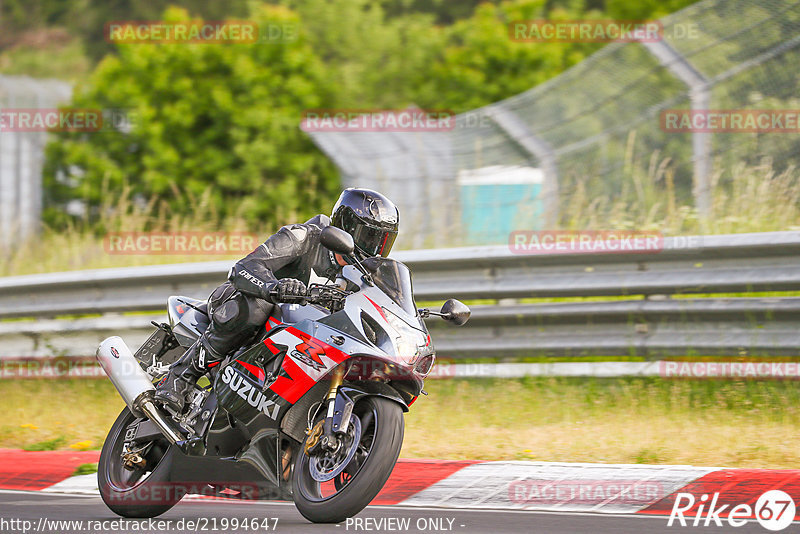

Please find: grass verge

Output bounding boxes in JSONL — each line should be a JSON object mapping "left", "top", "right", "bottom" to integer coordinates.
{"left": 2, "top": 380, "right": 124, "bottom": 452}
{"left": 403, "top": 377, "right": 800, "bottom": 468}
{"left": 1, "top": 377, "right": 799, "bottom": 468}
{"left": 72, "top": 463, "right": 98, "bottom": 476}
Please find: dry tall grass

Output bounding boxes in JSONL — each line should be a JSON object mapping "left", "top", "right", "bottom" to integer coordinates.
{"left": 562, "top": 148, "right": 800, "bottom": 235}
{"left": 1, "top": 186, "right": 252, "bottom": 277}
{"left": 2, "top": 160, "right": 799, "bottom": 277}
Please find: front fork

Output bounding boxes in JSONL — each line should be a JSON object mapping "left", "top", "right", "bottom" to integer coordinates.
{"left": 304, "top": 365, "right": 354, "bottom": 455}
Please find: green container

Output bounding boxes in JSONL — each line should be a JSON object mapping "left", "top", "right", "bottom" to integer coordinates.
{"left": 458, "top": 166, "right": 544, "bottom": 245}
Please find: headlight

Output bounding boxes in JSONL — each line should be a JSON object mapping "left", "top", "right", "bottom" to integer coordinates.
{"left": 382, "top": 308, "right": 429, "bottom": 363}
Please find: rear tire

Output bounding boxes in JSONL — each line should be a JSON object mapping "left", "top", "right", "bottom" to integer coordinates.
{"left": 98, "top": 408, "right": 183, "bottom": 518}
{"left": 292, "top": 396, "right": 404, "bottom": 523}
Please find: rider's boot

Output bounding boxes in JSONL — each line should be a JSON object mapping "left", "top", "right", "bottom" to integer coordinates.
{"left": 154, "top": 342, "right": 209, "bottom": 413}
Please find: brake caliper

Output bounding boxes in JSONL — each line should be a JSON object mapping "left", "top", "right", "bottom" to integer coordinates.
{"left": 304, "top": 420, "right": 324, "bottom": 456}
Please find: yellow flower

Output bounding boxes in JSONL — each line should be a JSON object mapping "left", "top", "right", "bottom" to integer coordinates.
{"left": 20, "top": 423, "right": 38, "bottom": 430}
{"left": 69, "top": 440, "right": 93, "bottom": 450}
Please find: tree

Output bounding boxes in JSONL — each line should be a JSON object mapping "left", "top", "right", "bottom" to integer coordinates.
{"left": 282, "top": 0, "right": 443, "bottom": 108}
{"left": 410, "top": 0, "right": 607, "bottom": 112}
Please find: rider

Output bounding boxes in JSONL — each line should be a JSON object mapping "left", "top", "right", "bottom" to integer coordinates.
{"left": 154, "top": 188, "right": 400, "bottom": 412}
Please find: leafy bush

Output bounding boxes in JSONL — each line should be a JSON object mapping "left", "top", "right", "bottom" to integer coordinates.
{"left": 44, "top": 5, "right": 339, "bottom": 231}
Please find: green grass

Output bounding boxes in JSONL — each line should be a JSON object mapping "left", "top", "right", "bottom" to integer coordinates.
{"left": 3, "top": 377, "right": 800, "bottom": 468}
{"left": 0, "top": 30, "right": 90, "bottom": 81}
{"left": 559, "top": 151, "right": 800, "bottom": 236}
{"left": 72, "top": 463, "right": 98, "bottom": 476}
{"left": 22, "top": 436, "right": 67, "bottom": 451}
{"left": 1, "top": 380, "right": 124, "bottom": 451}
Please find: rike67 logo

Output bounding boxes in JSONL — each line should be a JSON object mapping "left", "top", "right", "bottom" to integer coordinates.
{"left": 668, "top": 490, "right": 796, "bottom": 531}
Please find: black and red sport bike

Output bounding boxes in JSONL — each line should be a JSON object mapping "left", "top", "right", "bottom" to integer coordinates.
{"left": 95, "top": 226, "right": 470, "bottom": 523}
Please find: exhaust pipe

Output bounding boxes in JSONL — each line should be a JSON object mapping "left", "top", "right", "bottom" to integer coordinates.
{"left": 96, "top": 337, "right": 186, "bottom": 448}
{"left": 96, "top": 337, "right": 155, "bottom": 410}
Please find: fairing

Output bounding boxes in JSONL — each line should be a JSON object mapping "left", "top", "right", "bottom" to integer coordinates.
{"left": 167, "top": 296, "right": 209, "bottom": 347}
{"left": 213, "top": 262, "right": 431, "bottom": 438}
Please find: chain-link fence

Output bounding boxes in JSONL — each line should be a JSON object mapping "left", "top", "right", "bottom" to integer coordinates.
{"left": 308, "top": 0, "right": 800, "bottom": 249}
{"left": 0, "top": 75, "right": 72, "bottom": 248}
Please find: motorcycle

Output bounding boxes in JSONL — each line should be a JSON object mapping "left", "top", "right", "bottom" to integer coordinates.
{"left": 95, "top": 226, "right": 470, "bottom": 523}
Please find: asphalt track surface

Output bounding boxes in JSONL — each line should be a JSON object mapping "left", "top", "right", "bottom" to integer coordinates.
{"left": 0, "top": 491, "right": 782, "bottom": 534}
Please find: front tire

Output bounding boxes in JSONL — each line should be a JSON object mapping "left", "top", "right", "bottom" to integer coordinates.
{"left": 98, "top": 407, "right": 183, "bottom": 518}
{"left": 292, "top": 396, "right": 404, "bottom": 523}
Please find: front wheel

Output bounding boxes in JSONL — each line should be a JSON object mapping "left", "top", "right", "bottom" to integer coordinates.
{"left": 98, "top": 407, "right": 183, "bottom": 518}
{"left": 292, "top": 396, "right": 404, "bottom": 523}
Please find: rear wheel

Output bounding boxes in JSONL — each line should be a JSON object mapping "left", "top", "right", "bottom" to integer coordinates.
{"left": 98, "top": 408, "right": 183, "bottom": 518}
{"left": 292, "top": 396, "right": 404, "bottom": 523}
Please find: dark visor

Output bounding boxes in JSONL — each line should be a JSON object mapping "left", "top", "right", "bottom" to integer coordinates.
{"left": 351, "top": 224, "right": 398, "bottom": 257}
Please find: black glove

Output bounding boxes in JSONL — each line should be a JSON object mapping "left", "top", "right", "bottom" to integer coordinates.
{"left": 267, "top": 278, "right": 307, "bottom": 304}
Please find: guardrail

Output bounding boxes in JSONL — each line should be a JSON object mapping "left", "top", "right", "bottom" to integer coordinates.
{"left": 1, "top": 231, "right": 799, "bottom": 363}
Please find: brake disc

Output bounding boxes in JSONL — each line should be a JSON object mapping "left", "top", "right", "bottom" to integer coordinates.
{"left": 308, "top": 415, "right": 361, "bottom": 483}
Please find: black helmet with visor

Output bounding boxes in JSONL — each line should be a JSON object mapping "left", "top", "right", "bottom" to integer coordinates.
{"left": 331, "top": 188, "right": 399, "bottom": 259}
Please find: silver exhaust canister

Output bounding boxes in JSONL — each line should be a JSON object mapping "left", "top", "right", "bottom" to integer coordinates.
{"left": 96, "top": 336, "right": 185, "bottom": 447}
{"left": 96, "top": 336, "right": 154, "bottom": 410}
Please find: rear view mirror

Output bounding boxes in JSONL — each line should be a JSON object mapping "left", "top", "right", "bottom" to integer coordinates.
{"left": 440, "top": 299, "right": 471, "bottom": 326}
{"left": 320, "top": 226, "right": 355, "bottom": 256}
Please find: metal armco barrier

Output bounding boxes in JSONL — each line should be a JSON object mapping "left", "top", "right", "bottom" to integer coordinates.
{"left": 1, "top": 231, "right": 799, "bottom": 361}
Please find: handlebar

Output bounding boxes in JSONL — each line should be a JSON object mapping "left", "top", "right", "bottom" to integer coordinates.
{"left": 269, "top": 284, "right": 351, "bottom": 309}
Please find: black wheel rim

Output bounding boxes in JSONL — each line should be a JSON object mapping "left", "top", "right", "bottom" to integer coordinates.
{"left": 297, "top": 402, "right": 378, "bottom": 502}
{"left": 105, "top": 411, "right": 171, "bottom": 495}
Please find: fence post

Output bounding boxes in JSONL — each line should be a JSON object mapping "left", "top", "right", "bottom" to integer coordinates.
{"left": 641, "top": 40, "right": 712, "bottom": 217}
{"left": 486, "top": 105, "right": 560, "bottom": 226}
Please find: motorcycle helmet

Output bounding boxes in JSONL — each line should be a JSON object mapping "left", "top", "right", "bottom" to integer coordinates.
{"left": 331, "top": 188, "right": 399, "bottom": 259}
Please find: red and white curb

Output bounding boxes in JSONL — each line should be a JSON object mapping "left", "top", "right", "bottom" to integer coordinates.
{"left": 2, "top": 449, "right": 799, "bottom": 520}
{"left": 400, "top": 461, "right": 716, "bottom": 513}
{"left": 0, "top": 449, "right": 100, "bottom": 491}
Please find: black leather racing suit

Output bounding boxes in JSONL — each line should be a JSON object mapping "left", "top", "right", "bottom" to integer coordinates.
{"left": 196, "top": 214, "right": 340, "bottom": 369}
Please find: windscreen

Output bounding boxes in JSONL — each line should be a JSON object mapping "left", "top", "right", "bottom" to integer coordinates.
{"left": 365, "top": 258, "right": 417, "bottom": 316}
